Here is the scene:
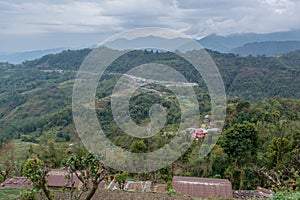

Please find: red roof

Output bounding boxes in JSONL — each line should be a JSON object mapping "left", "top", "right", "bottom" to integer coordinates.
{"left": 154, "top": 184, "right": 166, "bottom": 193}
{"left": 172, "top": 176, "right": 233, "bottom": 198}
{"left": 47, "top": 169, "right": 81, "bottom": 188}
{"left": 1, "top": 177, "right": 33, "bottom": 189}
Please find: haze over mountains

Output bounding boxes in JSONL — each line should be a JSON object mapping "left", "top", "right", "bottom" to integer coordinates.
{"left": 2, "top": 29, "right": 300, "bottom": 64}
{"left": 198, "top": 29, "right": 300, "bottom": 52}
{"left": 0, "top": 48, "right": 66, "bottom": 65}
{"left": 231, "top": 41, "right": 300, "bottom": 56}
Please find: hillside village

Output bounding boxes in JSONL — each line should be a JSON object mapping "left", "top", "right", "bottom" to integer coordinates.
{"left": 1, "top": 170, "right": 273, "bottom": 199}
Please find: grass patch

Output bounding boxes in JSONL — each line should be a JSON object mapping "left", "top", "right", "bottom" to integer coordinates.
{"left": 58, "top": 80, "right": 74, "bottom": 89}
{"left": 0, "top": 188, "right": 22, "bottom": 200}
{"left": 12, "top": 139, "right": 34, "bottom": 161}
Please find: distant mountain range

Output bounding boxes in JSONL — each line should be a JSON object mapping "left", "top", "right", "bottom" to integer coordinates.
{"left": 0, "top": 48, "right": 67, "bottom": 64}
{"left": 198, "top": 29, "right": 300, "bottom": 52}
{"left": 231, "top": 41, "right": 300, "bottom": 56}
{"left": 104, "top": 35, "right": 191, "bottom": 51}
{"left": 2, "top": 29, "right": 300, "bottom": 63}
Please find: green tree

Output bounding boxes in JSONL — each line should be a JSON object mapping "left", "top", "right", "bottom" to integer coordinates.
{"left": 221, "top": 122, "right": 258, "bottom": 165}
{"left": 114, "top": 172, "right": 128, "bottom": 190}
{"left": 22, "top": 157, "right": 53, "bottom": 200}
{"left": 130, "top": 140, "right": 147, "bottom": 153}
{"left": 64, "top": 153, "right": 107, "bottom": 200}
{"left": 269, "top": 137, "right": 292, "bottom": 167}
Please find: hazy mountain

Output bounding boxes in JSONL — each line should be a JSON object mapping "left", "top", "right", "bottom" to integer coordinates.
{"left": 0, "top": 48, "right": 66, "bottom": 64}
{"left": 198, "top": 29, "right": 300, "bottom": 52}
{"left": 105, "top": 30, "right": 300, "bottom": 55}
{"left": 231, "top": 41, "right": 300, "bottom": 56}
{"left": 3, "top": 29, "right": 300, "bottom": 64}
{"left": 104, "top": 35, "right": 195, "bottom": 51}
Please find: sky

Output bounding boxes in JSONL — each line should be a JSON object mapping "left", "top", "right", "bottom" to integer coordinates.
{"left": 0, "top": 0, "right": 300, "bottom": 52}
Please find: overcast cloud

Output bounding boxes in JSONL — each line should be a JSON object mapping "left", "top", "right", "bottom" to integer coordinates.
{"left": 0, "top": 0, "right": 300, "bottom": 52}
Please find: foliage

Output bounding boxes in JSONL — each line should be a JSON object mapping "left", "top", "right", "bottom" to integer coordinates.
{"left": 19, "top": 189, "right": 36, "bottom": 200}
{"left": 166, "top": 180, "right": 172, "bottom": 191}
{"left": 22, "top": 157, "right": 53, "bottom": 200}
{"left": 269, "top": 137, "right": 292, "bottom": 166}
{"left": 220, "top": 122, "right": 258, "bottom": 165}
{"left": 64, "top": 153, "right": 107, "bottom": 200}
{"left": 166, "top": 189, "right": 177, "bottom": 195}
{"left": 114, "top": 172, "right": 128, "bottom": 190}
{"left": 129, "top": 140, "right": 147, "bottom": 153}
{"left": 270, "top": 192, "right": 300, "bottom": 200}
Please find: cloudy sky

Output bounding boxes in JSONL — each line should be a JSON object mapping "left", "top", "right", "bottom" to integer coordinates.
{"left": 0, "top": 0, "right": 300, "bottom": 52}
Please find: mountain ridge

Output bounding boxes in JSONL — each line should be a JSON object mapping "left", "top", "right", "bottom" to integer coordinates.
{"left": 3, "top": 29, "right": 300, "bottom": 63}
{"left": 231, "top": 41, "right": 300, "bottom": 56}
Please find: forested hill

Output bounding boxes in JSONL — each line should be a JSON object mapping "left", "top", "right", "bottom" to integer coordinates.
{"left": 21, "top": 48, "right": 300, "bottom": 99}
{"left": 1, "top": 48, "right": 299, "bottom": 146}
{"left": 21, "top": 48, "right": 91, "bottom": 70}
{"left": 0, "top": 48, "right": 300, "bottom": 192}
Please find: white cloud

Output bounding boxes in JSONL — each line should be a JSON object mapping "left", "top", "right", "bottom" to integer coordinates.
{"left": 0, "top": 1, "right": 123, "bottom": 35}
{"left": 0, "top": 0, "right": 300, "bottom": 52}
{"left": 263, "top": 0, "right": 294, "bottom": 14}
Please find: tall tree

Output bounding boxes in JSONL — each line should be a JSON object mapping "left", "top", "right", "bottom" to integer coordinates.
{"left": 22, "top": 157, "right": 53, "bottom": 200}
{"left": 64, "top": 153, "right": 107, "bottom": 200}
{"left": 221, "top": 121, "right": 258, "bottom": 165}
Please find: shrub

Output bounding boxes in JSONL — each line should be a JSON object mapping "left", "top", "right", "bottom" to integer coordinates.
{"left": 166, "top": 189, "right": 177, "bottom": 195}
{"left": 270, "top": 192, "right": 300, "bottom": 200}
{"left": 20, "top": 189, "right": 35, "bottom": 200}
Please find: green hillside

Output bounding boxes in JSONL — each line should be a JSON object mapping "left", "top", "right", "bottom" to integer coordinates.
{"left": 1, "top": 48, "right": 300, "bottom": 146}
{"left": 21, "top": 48, "right": 300, "bottom": 100}
{"left": 0, "top": 48, "right": 299, "bottom": 193}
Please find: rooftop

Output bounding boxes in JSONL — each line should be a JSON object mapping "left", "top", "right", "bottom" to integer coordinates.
{"left": 172, "top": 176, "right": 233, "bottom": 199}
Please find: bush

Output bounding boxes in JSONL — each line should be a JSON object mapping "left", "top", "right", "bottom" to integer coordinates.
{"left": 166, "top": 180, "right": 172, "bottom": 191}
{"left": 114, "top": 172, "right": 128, "bottom": 190}
{"left": 166, "top": 189, "right": 177, "bottom": 195}
{"left": 20, "top": 189, "right": 35, "bottom": 200}
{"left": 270, "top": 192, "right": 300, "bottom": 200}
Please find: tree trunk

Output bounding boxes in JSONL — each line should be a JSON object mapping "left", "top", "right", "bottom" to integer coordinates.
{"left": 85, "top": 184, "right": 98, "bottom": 200}
{"left": 41, "top": 184, "right": 53, "bottom": 200}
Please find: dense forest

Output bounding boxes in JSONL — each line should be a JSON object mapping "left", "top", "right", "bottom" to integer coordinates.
{"left": 0, "top": 48, "right": 299, "bottom": 198}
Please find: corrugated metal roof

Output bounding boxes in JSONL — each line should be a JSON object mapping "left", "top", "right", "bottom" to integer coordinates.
{"left": 125, "top": 181, "right": 151, "bottom": 192}
{"left": 47, "top": 169, "right": 81, "bottom": 188}
{"left": 172, "top": 176, "right": 233, "bottom": 198}
{"left": 1, "top": 177, "right": 33, "bottom": 189}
